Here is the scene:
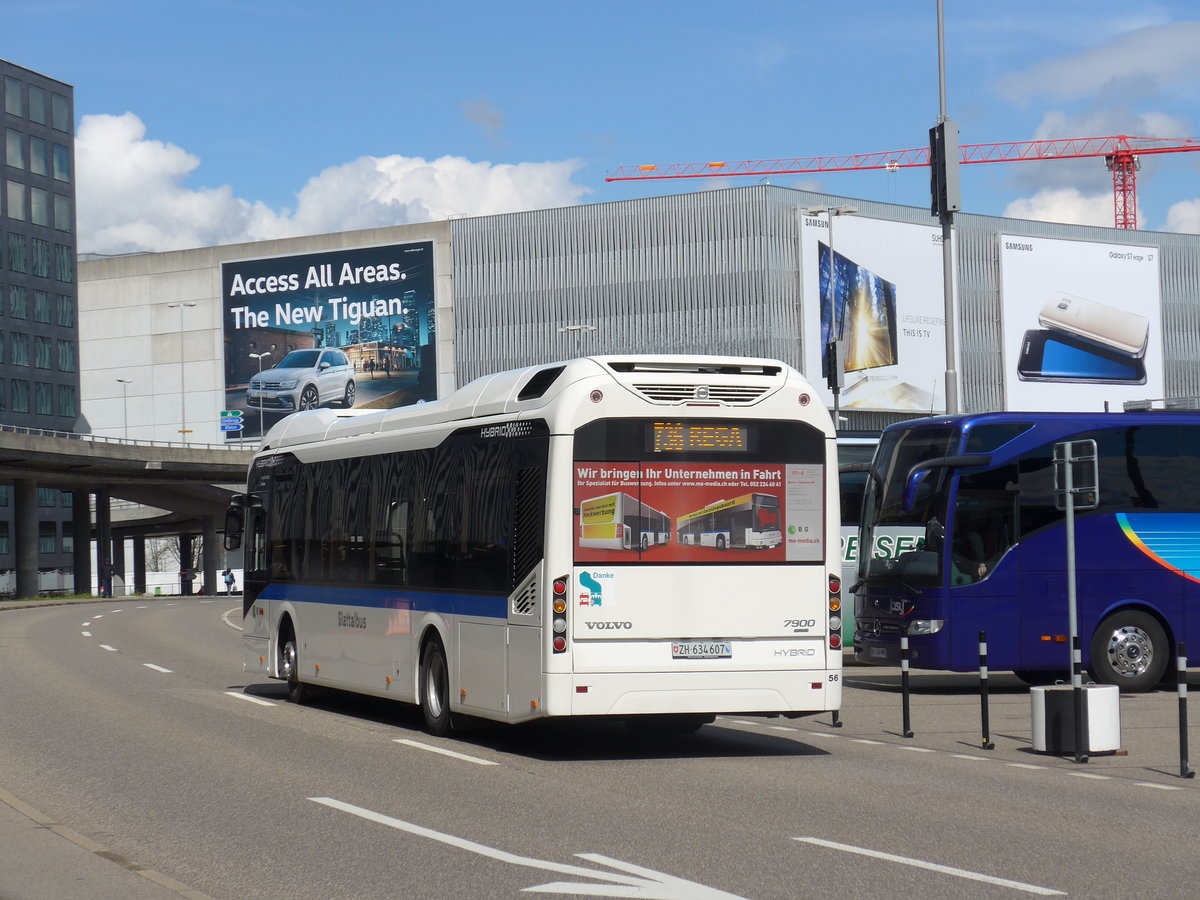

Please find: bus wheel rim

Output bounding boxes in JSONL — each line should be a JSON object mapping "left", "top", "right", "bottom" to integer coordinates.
{"left": 1106, "top": 625, "right": 1153, "bottom": 677}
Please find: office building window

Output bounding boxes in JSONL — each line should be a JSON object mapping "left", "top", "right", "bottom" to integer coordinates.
{"left": 0, "top": 378, "right": 5, "bottom": 411}
{"left": 38, "top": 521, "right": 56, "bottom": 554}
{"left": 29, "top": 137, "right": 47, "bottom": 176}
{"left": 38, "top": 487, "right": 57, "bottom": 507}
{"left": 28, "top": 86, "right": 46, "bottom": 125}
{"left": 6, "top": 181, "right": 24, "bottom": 220}
{"left": 7, "top": 233, "right": 26, "bottom": 272}
{"left": 10, "top": 332, "right": 27, "bottom": 365}
{"left": 11, "top": 379, "right": 29, "bottom": 413}
{"left": 35, "top": 336, "right": 51, "bottom": 368}
{"left": 52, "top": 144, "right": 70, "bottom": 182}
{"left": 56, "top": 383, "right": 75, "bottom": 417}
{"left": 56, "top": 294, "right": 73, "bottom": 326}
{"left": 57, "top": 339, "right": 74, "bottom": 372}
{"left": 30, "top": 189, "right": 48, "bottom": 227}
{"left": 53, "top": 195, "right": 70, "bottom": 232}
{"left": 5, "top": 129, "right": 23, "bottom": 169}
{"left": 35, "top": 381, "right": 52, "bottom": 414}
{"left": 33, "top": 290, "right": 50, "bottom": 323}
{"left": 0, "top": 335, "right": 6, "bottom": 364}
{"left": 3, "top": 77, "right": 21, "bottom": 116}
{"left": 60, "top": 490, "right": 72, "bottom": 508}
{"left": 31, "top": 238, "right": 50, "bottom": 277}
{"left": 9, "top": 286, "right": 27, "bottom": 319}
{"left": 62, "top": 529, "right": 73, "bottom": 554}
{"left": 54, "top": 244, "right": 72, "bottom": 282}
{"left": 51, "top": 94, "right": 69, "bottom": 133}
{"left": 0, "top": 522, "right": 9, "bottom": 555}
{"left": 0, "top": 486, "right": 8, "bottom": 506}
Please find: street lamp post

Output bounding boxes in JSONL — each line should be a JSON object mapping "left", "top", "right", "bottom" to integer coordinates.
{"left": 166, "top": 302, "right": 197, "bottom": 442}
{"left": 249, "top": 351, "right": 271, "bottom": 439}
{"left": 116, "top": 378, "right": 132, "bottom": 441}
{"left": 558, "top": 324, "right": 597, "bottom": 357}
{"left": 804, "top": 205, "right": 858, "bottom": 431}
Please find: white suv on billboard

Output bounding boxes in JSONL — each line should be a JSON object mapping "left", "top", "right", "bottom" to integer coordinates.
{"left": 246, "top": 348, "right": 356, "bottom": 413}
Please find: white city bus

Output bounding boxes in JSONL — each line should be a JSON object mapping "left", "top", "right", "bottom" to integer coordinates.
{"left": 226, "top": 355, "right": 843, "bottom": 735}
{"left": 676, "top": 492, "right": 783, "bottom": 550}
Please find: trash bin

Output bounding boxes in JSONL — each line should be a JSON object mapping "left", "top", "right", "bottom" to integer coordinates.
{"left": 1031, "top": 683, "right": 1121, "bottom": 753}
{"left": 154, "top": 586, "right": 162, "bottom": 596}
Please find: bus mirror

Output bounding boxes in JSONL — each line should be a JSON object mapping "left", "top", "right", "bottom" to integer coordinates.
{"left": 902, "top": 469, "right": 932, "bottom": 512}
{"left": 224, "top": 505, "right": 245, "bottom": 552}
{"left": 923, "top": 517, "right": 945, "bottom": 552}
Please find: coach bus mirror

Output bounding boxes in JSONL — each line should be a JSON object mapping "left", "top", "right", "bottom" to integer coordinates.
{"left": 224, "top": 505, "right": 245, "bottom": 552}
{"left": 902, "top": 469, "right": 932, "bottom": 512}
{"left": 923, "top": 517, "right": 945, "bottom": 553}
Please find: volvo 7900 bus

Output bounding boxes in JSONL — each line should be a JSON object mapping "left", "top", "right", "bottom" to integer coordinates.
{"left": 853, "top": 410, "right": 1200, "bottom": 691}
{"left": 226, "top": 356, "right": 843, "bottom": 734}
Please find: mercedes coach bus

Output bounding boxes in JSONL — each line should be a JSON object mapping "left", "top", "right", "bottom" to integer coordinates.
{"left": 853, "top": 410, "right": 1200, "bottom": 691}
{"left": 225, "top": 356, "right": 843, "bottom": 734}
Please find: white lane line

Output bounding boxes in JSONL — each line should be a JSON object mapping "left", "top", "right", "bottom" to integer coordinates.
{"left": 94, "top": 614, "right": 104, "bottom": 619}
{"left": 81, "top": 631, "right": 91, "bottom": 637}
{"left": 221, "top": 607, "right": 243, "bottom": 631}
{"left": 99, "top": 644, "right": 118, "bottom": 652}
{"left": 1008, "top": 763, "right": 1045, "bottom": 770}
{"left": 82, "top": 621, "right": 91, "bottom": 626}
{"left": 900, "top": 746, "right": 936, "bottom": 753}
{"left": 1137, "top": 782, "right": 1181, "bottom": 791}
{"left": 793, "top": 837, "right": 1065, "bottom": 896}
{"left": 143, "top": 663, "right": 172, "bottom": 674}
{"left": 1069, "top": 772, "right": 1110, "bottom": 780}
{"left": 768, "top": 726, "right": 794, "bottom": 732}
{"left": 804, "top": 731, "right": 839, "bottom": 738}
{"left": 110, "top": 609, "right": 123, "bottom": 613}
{"left": 723, "top": 719, "right": 758, "bottom": 727}
{"left": 135, "top": 605, "right": 148, "bottom": 609}
{"left": 393, "top": 738, "right": 499, "bottom": 766}
{"left": 851, "top": 739, "right": 883, "bottom": 745}
{"left": 224, "top": 691, "right": 277, "bottom": 707}
{"left": 952, "top": 754, "right": 989, "bottom": 762}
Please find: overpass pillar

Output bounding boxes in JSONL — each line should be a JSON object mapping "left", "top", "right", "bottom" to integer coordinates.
{"left": 72, "top": 489, "right": 91, "bottom": 594}
{"left": 111, "top": 534, "right": 126, "bottom": 596}
{"left": 201, "top": 515, "right": 217, "bottom": 597}
{"left": 95, "top": 491, "right": 112, "bottom": 597}
{"left": 13, "top": 479, "right": 38, "bottom": 599}
{"left": 179, "top": 533, "right": 194, "bottom": 595}
{"left": 133, "top": 535, "right": 147, "bottom": 594}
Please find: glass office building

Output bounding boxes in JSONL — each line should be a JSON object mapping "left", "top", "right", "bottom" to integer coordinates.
{"left": 1, "top": 59, "right": 80, "bottom": 584}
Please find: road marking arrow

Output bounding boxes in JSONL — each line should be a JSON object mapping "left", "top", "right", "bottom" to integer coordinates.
{"left": 310, "top": 797, "right": 746, "bottom": 899}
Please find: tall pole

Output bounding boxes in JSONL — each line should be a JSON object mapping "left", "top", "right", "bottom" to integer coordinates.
{"left": 117, "top": 378, "right": 131, "bottom": 441}
{"left": 250, "top": 351, "right": 271, "bottom": 440}
{"left": 804, "top": 206, "right": 856, "bottom": 430}
{"left": 937, "top": 0, "right": 959, "bottom": 414}
{"left": 167, "top": 302, "right": 196, "bottom": 442}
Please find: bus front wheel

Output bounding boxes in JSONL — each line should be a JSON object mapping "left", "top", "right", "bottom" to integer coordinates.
{"left": 1089, "top": 610, "right": 1169, "bottom": 693}
{"left": 420, "top": 638, "right": 453, "bottom": 736}
{"left": 716, "top": 535, "right": 727, "bottom": 551}
{"left": 281, "top": 635, "right": 308, "bottom": 704}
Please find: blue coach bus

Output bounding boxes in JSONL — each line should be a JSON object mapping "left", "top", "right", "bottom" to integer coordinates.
{"left": 853, "top": 410, "right": 1200, "bottom": 692}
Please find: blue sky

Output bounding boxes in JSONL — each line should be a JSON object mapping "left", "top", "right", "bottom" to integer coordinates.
{"left": 9, "top": 1, "right": 1200, "bottom": 253}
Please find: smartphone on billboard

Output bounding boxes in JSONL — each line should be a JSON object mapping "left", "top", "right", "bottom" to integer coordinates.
{"left": 1037, "top": 292, "right": 1149, "bottom": 358}
{"left": 1016, "top": 329, "right": 1147, "bottom": 385}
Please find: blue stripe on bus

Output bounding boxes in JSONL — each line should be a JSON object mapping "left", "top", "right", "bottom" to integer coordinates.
{"left": 258, "top": 583, "right": 508, "bottom": 619}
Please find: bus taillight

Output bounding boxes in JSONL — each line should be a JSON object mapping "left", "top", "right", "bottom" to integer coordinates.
{"left": 552, "top": 575, "right": 569, "bottom": 654}
{"left": 828, "top": 574, "right": 842, "bottom": 647}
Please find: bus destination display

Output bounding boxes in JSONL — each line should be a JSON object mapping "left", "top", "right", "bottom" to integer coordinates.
{"left": 651, "top": 422, "right": 748, "bottom": 453}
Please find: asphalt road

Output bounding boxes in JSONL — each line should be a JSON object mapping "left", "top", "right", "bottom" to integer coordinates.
{"left": 1, "top": 597, "right": 1197, "bottom": 899}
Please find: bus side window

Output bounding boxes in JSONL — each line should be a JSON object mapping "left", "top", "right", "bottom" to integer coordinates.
{"left": 376, "top": 499, "right": 409, "bottom": 585}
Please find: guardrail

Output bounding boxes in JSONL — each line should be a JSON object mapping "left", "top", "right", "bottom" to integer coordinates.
{"left": 0, "top": 422, "right": 259, "bottom": 451}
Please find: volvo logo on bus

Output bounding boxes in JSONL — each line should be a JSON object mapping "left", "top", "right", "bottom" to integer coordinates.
{"left": 585, "top": 621, "right": 633, "bottom": 630}
{"left": 695, "top": 385, "right": 710, "bottom": 400}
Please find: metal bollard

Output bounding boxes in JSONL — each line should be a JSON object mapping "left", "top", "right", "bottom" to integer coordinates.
{"left": 979, "top": 631, "right": 994, "bottom": 750}
{"left": 901, "top": 635, "right": 914, "bottom": 738}
{"left": 1179, "top": 643, "right": 1195, "bottom": 779}
{"left": 1072, "top": 634, "right": 1088, "bottom": 764}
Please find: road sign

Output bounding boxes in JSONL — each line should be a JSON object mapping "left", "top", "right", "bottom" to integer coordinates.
{"left": 220, "top": 409, "right": 244, "bottom": 418}
{"left": 219, "top": 417, "right": 243, "bottom": 425}
{"left": 221, "top": 423, "right": 244, "bottom": 432}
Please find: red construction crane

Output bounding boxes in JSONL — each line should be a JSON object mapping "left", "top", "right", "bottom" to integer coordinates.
{"left": 606, "top": 135, "right": 1200, "bottom": 230}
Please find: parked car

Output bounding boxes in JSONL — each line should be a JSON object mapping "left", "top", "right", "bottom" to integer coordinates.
{"left": 246, "top": 348, "right": 356, "bottom": 413}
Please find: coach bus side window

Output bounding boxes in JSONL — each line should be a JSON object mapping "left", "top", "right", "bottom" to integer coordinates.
{"left": 951, "top": 464, "right": 1018, "bottom": 584}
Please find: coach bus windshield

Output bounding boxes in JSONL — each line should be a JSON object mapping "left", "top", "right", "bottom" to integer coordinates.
{"left": 858, "top": 425, "right": 958, "bottom": 588}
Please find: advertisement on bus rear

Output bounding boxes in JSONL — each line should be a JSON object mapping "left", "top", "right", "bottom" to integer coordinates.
{"left": 573, "top": 462, "right": 824, "bottom": 563}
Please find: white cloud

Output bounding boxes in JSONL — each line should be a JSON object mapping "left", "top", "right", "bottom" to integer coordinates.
{"left": 76, "top": 112, "right": 590, "bottom": 255}
{"left": 999, "top": 21, "right": 1200, "bottom": 104}
{"left": 1164, "top": 199, "right": 1200, "bottom": 233}
{"left": 1003, "top": 188, "right": 1118, "bottom": 228}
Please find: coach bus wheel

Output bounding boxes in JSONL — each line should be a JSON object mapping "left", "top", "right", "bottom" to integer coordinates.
{"left": 298, "top": 385, "right": 320, "bottom": 411}
{"left": 282, "top": 636, "right": 308, "bottom": 704}
{"left": 420, "top": 639, "right": 453, "bottom": 736}
{"left": 716, "top": 535, "right": 727, "bottom": 551}
{"left": 1089, "top": 611, "right": 1168, "bottom": 693}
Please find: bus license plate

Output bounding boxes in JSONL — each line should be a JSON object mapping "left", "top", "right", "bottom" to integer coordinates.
{"left": 672, "top": 641, "right": 732, "bottom": 660}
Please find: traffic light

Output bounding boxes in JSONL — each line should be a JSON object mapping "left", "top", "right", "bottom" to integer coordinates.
{"left": 929, "top": 119, "right": 961, "bottom": 217}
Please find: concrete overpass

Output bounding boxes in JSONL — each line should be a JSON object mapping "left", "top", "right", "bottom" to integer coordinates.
{"left": 0, "top": 425, "right": 254, "bottom": 599}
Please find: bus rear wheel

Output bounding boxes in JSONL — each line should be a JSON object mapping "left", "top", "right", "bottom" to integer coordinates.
{"left": 420, "top": 638, "right": 453, "bottom": 736}
{"left": 716, "top": 535, "right": 726, "bottom": 551}
{"left": 1089, "top": 610, "right": 1169, "bottom": 693}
